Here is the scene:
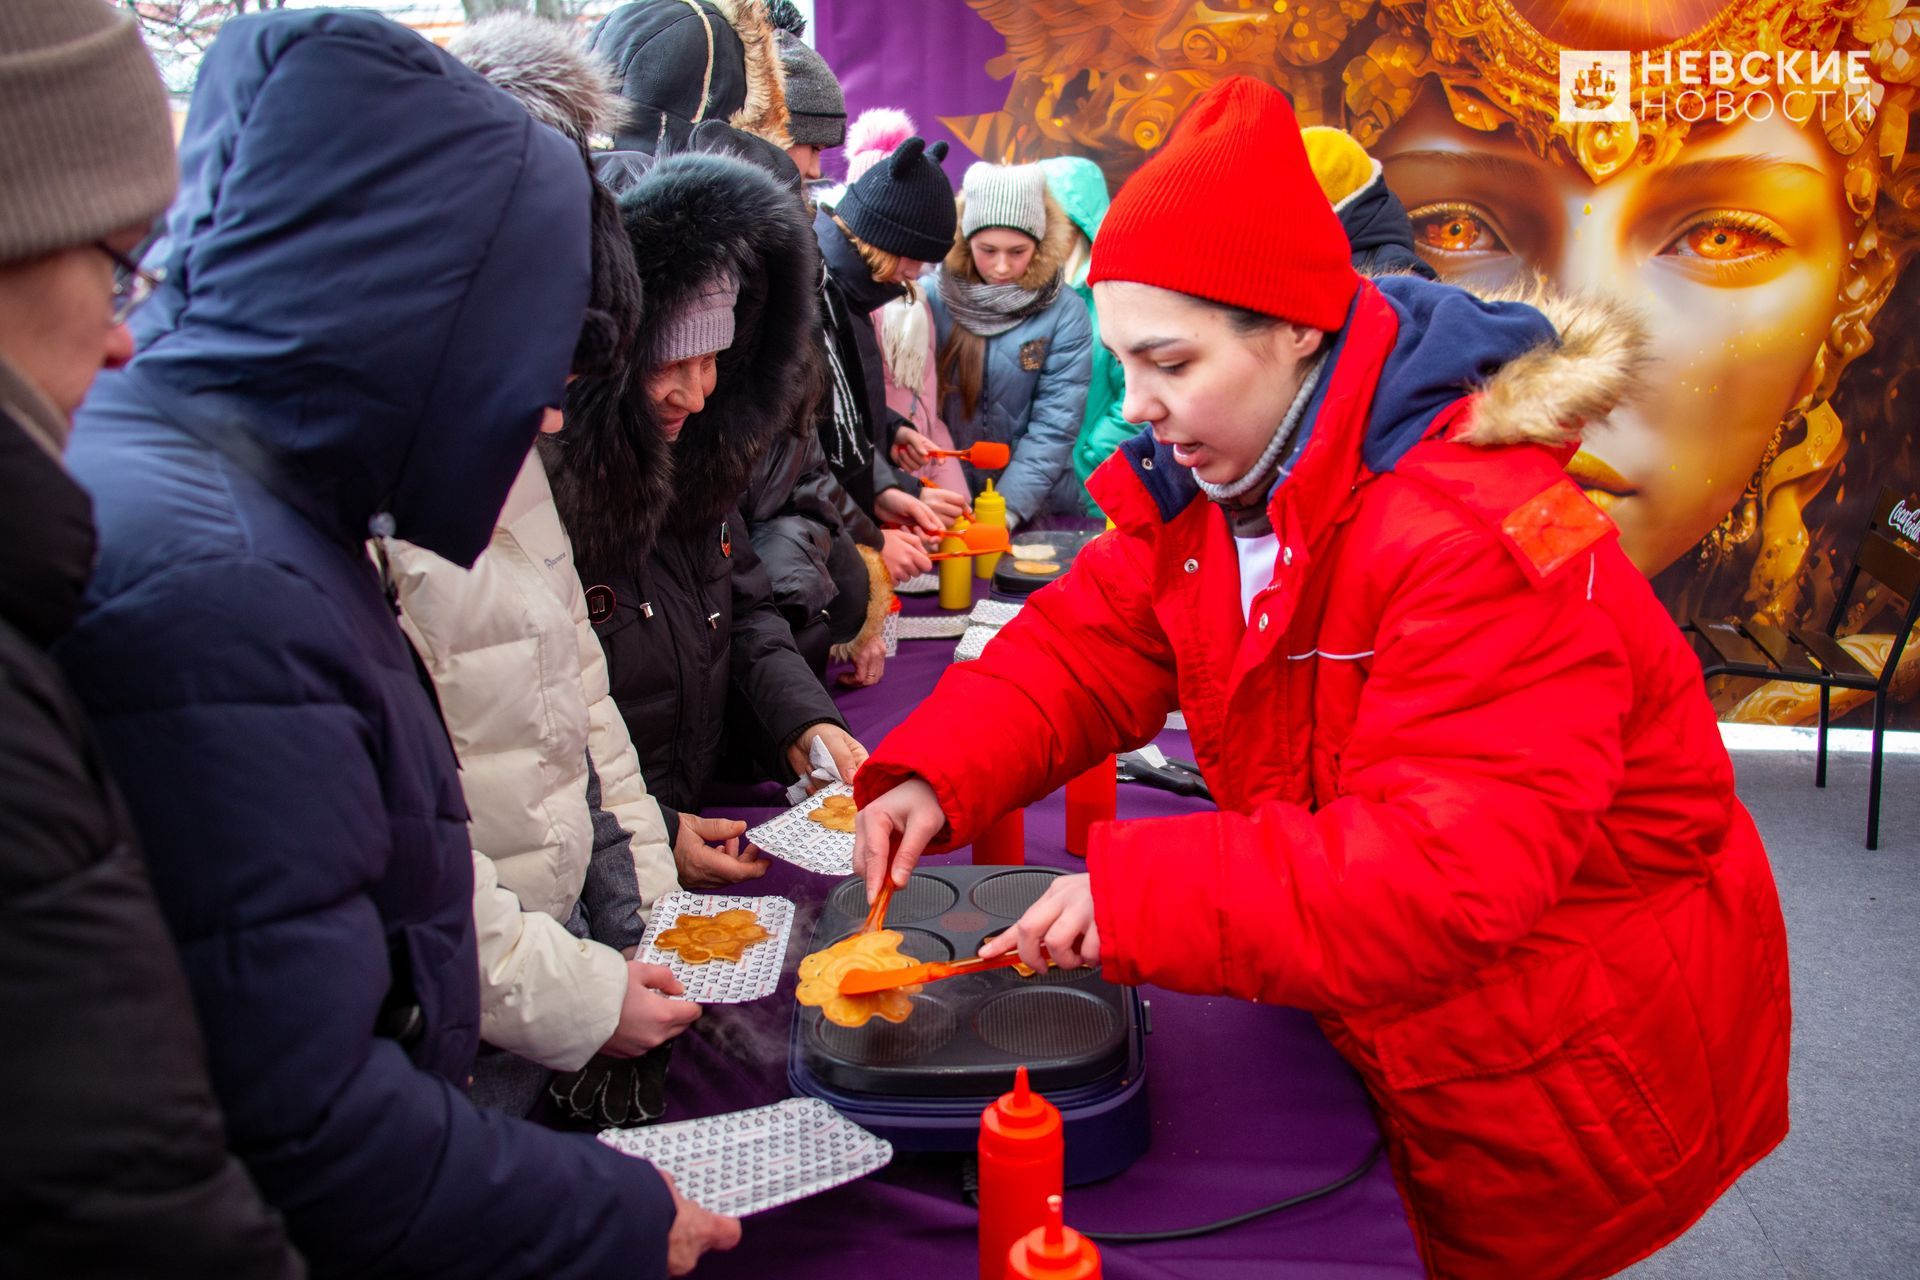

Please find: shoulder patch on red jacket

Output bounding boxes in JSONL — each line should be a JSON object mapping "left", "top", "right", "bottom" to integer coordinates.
{"left": 1499, "top": 476, "right": 1614, "bottom": 581}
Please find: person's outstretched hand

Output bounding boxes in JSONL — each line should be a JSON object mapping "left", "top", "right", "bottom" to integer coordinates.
{"left": 599, "top": 962, "right": 701, "bottom": 1058}
{"left": 917, "top": 483, "right": 969, "bottom": 526}
{"left": 839, "top": 632, "right": 887, "bottom": 687}
{"left": 977, "top": 872, "right": 1099, "bottom": 974}
{"left": 852, "top": 776, "right": 947, "bottom": 904}
{"left": 879, "top": 528, "right": 933, "bottom": 583}
{"left": 673, "top": 812, "right": 766, "bottom": 890}
{"left": 787, "top": 723, "right": 867, "bottom": 791}
{"left": 874, "top": 487, "right": 945, "bottom": 538}
{"left": 662, "top": 1171, "right": 742, "bottom": 1276}
{"left": 891, "top": 426, "right": 936, "bottom": 470}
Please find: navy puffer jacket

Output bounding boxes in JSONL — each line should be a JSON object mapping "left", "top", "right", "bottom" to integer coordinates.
{"left": 57, "top": 12, "right": 673, "bottom": 1277}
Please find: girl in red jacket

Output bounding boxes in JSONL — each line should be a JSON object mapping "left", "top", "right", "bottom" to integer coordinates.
{"left": 852, "top": 77, "right": 1791, "bottom": 1280}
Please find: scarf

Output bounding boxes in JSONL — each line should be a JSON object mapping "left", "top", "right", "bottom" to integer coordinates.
{"left": 1197, "top": 347, "right": 1329, "bottom": 536}
{"left": 819, "top": 270, "right": 870, "bottom": 472}
{"left": 878, "top": 294, "right": 930, "bottom": 402}
{"left": 937, "top": 267, "right": 1063, "bottom": 338}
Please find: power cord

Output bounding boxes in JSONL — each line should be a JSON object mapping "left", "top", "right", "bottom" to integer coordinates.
{"left": 959, "top": 1141, "right": 1383, "bottom": 1244}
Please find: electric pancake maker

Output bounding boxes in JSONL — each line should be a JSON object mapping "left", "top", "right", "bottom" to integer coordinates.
{"left": 989, "top": 528, "right": 1099, "bottom": 600}
{"left": 788, "top": 865, "right": 1150, "bottom": 1186}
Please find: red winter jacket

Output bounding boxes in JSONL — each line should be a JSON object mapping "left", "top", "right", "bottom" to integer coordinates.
{"left": 858, "top": 277, "right": 1791, "bottom": 1279}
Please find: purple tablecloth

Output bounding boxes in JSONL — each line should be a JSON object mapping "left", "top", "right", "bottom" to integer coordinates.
{"left": 671, "top": 593, "right": 1423, "bottom": 1278}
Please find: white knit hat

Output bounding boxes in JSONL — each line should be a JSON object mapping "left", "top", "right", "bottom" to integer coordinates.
{"left": 960, "top": 162, "right": 1046, "bottom": 242}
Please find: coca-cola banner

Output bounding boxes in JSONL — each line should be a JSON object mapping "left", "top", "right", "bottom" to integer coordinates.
{"left": 815, "top": 0, "right": 1920, "bottom": 729}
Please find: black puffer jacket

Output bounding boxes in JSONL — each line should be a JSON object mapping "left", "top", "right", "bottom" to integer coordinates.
{"left": 0, "top": 393, "right": 301, "bottom": 1279}
{"left": 555, "top": 152, "right": 842, "bottom": 815}
{"left": 741, "top": 424, "right": 878, "bottom": 618}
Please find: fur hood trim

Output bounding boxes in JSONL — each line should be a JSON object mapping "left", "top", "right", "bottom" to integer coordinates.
{"left": 448, "top": 15, "right": 625, "bottom": 146}
{"left": 830, "top": 543, "right": 896, "bottom": 660}
{"left": 1459, "top": 281, "right": 1651, "bottom": 448}
{"left": 555, "top": 150, "right": 820, "bottom": 556}
{"left": 712, "top": 0, "right": 791, "bottom": 149}
{"left": 944, "top": 189, "right": 1077, "bottom": 292}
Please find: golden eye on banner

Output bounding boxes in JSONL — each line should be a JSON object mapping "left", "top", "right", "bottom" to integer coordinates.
{"left": 921, "top": 0, "right": 1920, "bottom": 728}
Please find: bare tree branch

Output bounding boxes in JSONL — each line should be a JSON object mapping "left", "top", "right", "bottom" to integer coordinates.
{"left": 125, "top": 1, "right": 290, "bottom": 90}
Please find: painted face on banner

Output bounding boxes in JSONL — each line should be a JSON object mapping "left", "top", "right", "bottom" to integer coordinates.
{"left": 1379, "top": 89, "right": 1850, "bottom": 576}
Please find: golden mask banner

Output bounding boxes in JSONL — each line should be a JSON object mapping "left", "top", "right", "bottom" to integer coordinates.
{"left": 816, "top": 0, "right": 1920, "bottom": 728}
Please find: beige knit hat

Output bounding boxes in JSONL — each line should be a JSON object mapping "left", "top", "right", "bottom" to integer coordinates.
{"left": 0, "top": 0, "right": 178, "bottom": 264}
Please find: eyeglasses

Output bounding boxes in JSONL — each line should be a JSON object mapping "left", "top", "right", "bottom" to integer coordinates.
{"left": 95, "top": 241, "right": 165, "bottom": 325}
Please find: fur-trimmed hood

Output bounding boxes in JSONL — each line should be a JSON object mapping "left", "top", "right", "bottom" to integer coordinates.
{"left": 588, "top": 0, "right": 789, "bottom": 154}
{"left": 447, "top": 14, "right": 624, "bottom": 147}
{"left": 1455, "top": 280, "right": 1648, "bottom": 449}
{"left": 1341, "top": 274, "right": 1647, "bottom": 472}
{"left": 943, "top": 188, "right": 1078, "bottom": 292}
{"left": 549, "top": 151, "right": 820, "bottom": 569}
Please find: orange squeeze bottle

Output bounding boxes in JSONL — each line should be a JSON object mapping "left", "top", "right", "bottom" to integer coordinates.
{"left": 978, "top": 1066, "right": 1064, "bottom": 1280}
{"left": 1004, "top": 1194, "right": 1101, "bottom": 1280}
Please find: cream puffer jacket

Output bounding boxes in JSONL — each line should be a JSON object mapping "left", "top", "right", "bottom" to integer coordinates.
{"left": 385, "top": 451, "right": 680, "bottom": 1071}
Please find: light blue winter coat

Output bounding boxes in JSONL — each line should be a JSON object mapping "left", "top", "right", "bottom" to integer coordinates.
{"left": 928, "top": 190, "right": 1093, "bottom": 524}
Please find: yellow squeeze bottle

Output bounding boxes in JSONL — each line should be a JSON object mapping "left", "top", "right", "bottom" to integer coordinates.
{"left": 972, "top": 480, "right": 1007, "bottom": 580}
{"left": 939, "top": 516, "right": 975, "bottom": 611}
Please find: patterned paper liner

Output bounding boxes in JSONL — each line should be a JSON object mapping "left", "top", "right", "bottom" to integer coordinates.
{"left": 638, "top": 891, "right": 795, "bottom": 1003}
{"left": 895, "top": 572, "right": 940, "bottom": 595}
{"left": 745, "top": 782, "right": 857, "bottom": 876}
{"left": 599, "top": 1098, "right": 892, "bottom": 1217}
{"left": 896, "top": 613, "right": 970, "bottom": 641}
{"left": 967, "top": 599, "right": 1024, "bottom": 628}
{"left": 954, "top": 623, "right": 1000, "bottom": 663}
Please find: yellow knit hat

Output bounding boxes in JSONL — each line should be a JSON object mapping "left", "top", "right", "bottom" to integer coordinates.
{"left": 1300, "top": 126, "right": 1376, "bottom": 209}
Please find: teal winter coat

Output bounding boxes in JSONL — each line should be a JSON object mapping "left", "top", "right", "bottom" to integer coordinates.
{"left": 1041, "top": 157, "right": 1133, "bottom": 513}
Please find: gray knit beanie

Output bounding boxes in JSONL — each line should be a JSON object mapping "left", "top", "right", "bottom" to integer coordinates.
{"left": 0, "top": 0, "right": 178, "bottom": 264}
{"left": 960, "top": 162, "right": 1047, "bottom": 242}
{"left": 660, "top": 271, "right": 739, "bottom": 365}
{"left": 774, "top": 29, "right": 844, "bottom": 148}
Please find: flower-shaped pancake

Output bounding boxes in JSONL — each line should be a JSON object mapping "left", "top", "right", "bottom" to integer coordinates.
{"left": 653, "top": 908, "right": 772, "bottom": 965}
{"left": 796, "top": 930, "right": 921, "bottom": 1027}
{"left": 807, "top": 794, "right": 857, "bottom": 833}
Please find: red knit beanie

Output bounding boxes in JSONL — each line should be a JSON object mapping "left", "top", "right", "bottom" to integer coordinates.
{"left": 1089, "top": 76, "right": 1359, "bottom": 332}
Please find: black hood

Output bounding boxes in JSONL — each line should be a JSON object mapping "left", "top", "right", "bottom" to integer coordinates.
{"left": 595, "top": 117, "right": 804, "bottom": 203}
{"left": 552, "top": 151, "right": 820, "bottom": 567}
{"left": 1338, "top": 176, "right": 1438, "bottom": 281}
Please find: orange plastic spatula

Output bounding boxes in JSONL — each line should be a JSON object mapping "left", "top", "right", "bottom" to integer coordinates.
{"left": 859, "top": 878, "right": 895, "bottom": 936}
{"left": 926, "top": 440, "right": 1011, "bottom": 470}
{"left": 926, "top": 524, "right": 1011, "bottom": 561}
{"left": 838, "top": 951, "right": 1051, "bottom": 996}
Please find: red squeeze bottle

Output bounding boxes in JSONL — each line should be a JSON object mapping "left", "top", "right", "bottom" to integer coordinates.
{"left": 1005, "top": 1194, "right": 1102, "bottom": 1280}
{"left": 1063, "top": 758, "right": 1116, "bottom": 859}
{"left": 979, "top": 1066, "right": 1064, "bottom": 1280}
{"left": 972, "top": 808, "right": 1025, "bottom": 865}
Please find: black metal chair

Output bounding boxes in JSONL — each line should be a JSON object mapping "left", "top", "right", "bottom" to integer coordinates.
{"left": 1688, "top": 486, "right": 1919, "bottom": 850}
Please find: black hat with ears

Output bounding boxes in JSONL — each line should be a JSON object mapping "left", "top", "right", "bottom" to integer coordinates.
{"left": 835, "top": 135, "right": 957, "bottom": 262}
